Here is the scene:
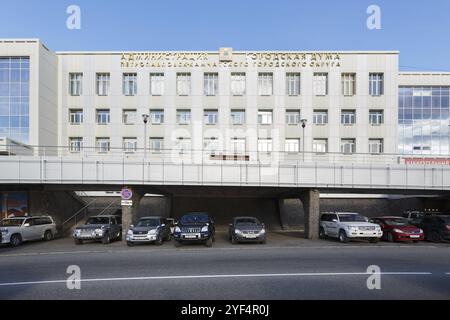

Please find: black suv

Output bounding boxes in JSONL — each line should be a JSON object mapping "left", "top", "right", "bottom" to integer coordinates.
{"left": 173, "top": 212, "right": 215, "bottom": 247}
{"left": 417, "top": 215, "right": 450, "bottom": 242}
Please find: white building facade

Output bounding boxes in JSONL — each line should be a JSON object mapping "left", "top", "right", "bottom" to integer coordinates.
{"left": 1, "top": 39, "right": 449, "bottom": 162}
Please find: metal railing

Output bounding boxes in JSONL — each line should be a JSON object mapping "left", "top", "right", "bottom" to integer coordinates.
{"left": 60, "top": 198, "right": 97, "bottom": 232}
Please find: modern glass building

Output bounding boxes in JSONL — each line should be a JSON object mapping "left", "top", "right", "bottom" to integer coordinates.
{"left": 398, "top": 86, "right": 450, "bottom": 155}
{"left": 0, "top": 57, "right": 30, "bottom": 144}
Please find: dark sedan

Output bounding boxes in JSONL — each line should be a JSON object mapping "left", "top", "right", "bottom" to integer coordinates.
{"left": 417, "top": 215, "right": 450, "bottom": 242}
{"left": 229, "top": 217, "right": 267, "bottom": 244}
{"left": 370, "top": 216, "right": 424, "bottom": 242}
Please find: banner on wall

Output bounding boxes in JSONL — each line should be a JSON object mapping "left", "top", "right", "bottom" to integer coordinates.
{"left": 0, "top": 192, "right": 29, "bottom": 219}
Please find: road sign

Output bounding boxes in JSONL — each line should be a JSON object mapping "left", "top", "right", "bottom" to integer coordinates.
{"left": 121, "top": 200, "right": 133, "bottom": 207}
{"left": 121, "top": 188, "right": 133, "bottom": 200}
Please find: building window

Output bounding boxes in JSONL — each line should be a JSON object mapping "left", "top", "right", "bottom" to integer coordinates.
{"left": 96, "top": 109, "right": 110, "bottom": 124}
{"left": 285, "top": 139, "right": 300, "bottom": 153}
{"left": 369, "top": 139, "right": 384, "bottom": 154}
{"left": 150, "top": 73, "right": 164, "bottom": 96}
{"left": 286, "top": 110, "right": 300, "bottom": 125}
{"left": 96, "top": 73, "right": 110, "bottom": 96}
{"left": 258, "top": 139, "right": 272, "bottom": 154}
{"left": 69, "top": 73, "right": 83, "bottom": 96}
{"left": 369, "top": 73, "right": 384, "bottom": 96}
{"left": 96, "top": 137, "right": 110, "bottom": 153}
{"left": 150, "top": 109, "right": 164, "bottom": 124}
{"left": 177, "top": 110, "right": 191, "bottom": 125}
{"left": 341, "top": 139, "right": 356, "bottom": 154}
{"left": 204, "top": 137, "right": 219, "bottom": 156}
{"left": 69, "top": 109, "right": 83, "bottom": 124}
{"left": 123, "top": 137, "right": 137, "bottom": 153}
{"left": 230, "top": 72, "right": 246, "bottom": 96}
{"left": 123, "top": 73, "right": 137, "bottom": 96}
{"left": 204, "top": 109, "right": 218, "bottom": 125}
{"left": 313, "top": 73, "right": 328, "bottom": 96}
{"left": 313, "top": 139, "right": 328, "bottom": 153}
{"left": 231, "top": 109, "right": 245, "bottom": 125}
{"left": 122, "top": 109, "right": 137, "bottom": 125}
{"left": 341, "top": 73, "right": 356, "bottom": 96}
{"left": 177, "top": 73, "right": 191, "bottom": 96}
{"left": 230, "top": 138, "right": 246, "bottom": 155}
{"left": 258, "top": 110, "right": 273, "bottom": 125}
{"left": 341, "top": 110, "right": 356, "bottom": 125}
{"left": 258, "top": 73, "right": 273, "bottom": 96}
{"left": 204, "top": 73, "right": 218, "bottom": 96}
{"left": 150, "top": 137, "right": 164, "bottom": 153}
{"left": 175, "top": 137, "right": 191, "bottom": 154}
{"left": 69, "top": 137, "right": 83, "bottom": 153}
{"left": 369, "top": 110, "right": 384, "bottom": 125}
{"left": 313, "top": 110, "right": 328, "bottom": 125}
{"left": 286, "top": 73, "right": 301, "bottom": 96}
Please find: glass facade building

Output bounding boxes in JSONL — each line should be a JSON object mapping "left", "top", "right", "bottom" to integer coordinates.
{"left": 399, "top": 86, "right": 450, "bottom": 155}
{"left": 0, "top": 57, "right": 30, "bottom": 144}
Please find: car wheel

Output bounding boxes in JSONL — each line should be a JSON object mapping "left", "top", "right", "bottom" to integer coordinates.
{"left": 339, "top": 230, "right": 349, "bottom": 243}
{"left": 10, "top": 234, "right": 22, "bottom": 247}
{"left": 212, "top": 234, "right": 216, "bottom": 242}
{"left": 205, "top": 238, "right": 213, "bottom": 247}
{"left": 117, "top": 231, "right": 123, "bottom": 241}
{"left": 369, "top": 238, "right": 379, "bottom": 243}
{"left": 102, "top": 233, "right": 111, "bottom": 245}
{"left": 127, "top": 241, "right": 134, "bottom": 247}
{"left": 155, "top": 236, "right": 163, "bottom": 246}
{"left": 429, "top": 231, "right": 442, "bottom": 243}
{"left": 319, "top": 227, "right": 326, "bottom": 239}
{"left": 387, "top": 233, "right": 395, "bottom": 243}
{"left": 44, "top": 230, "right": 53, "bottom": 241}
{"left": 74, "top": 239, "right": 83, "bottom": 245}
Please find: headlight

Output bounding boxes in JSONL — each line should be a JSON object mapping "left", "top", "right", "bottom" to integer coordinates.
{"left": 174, "top": 226, "right": 181, "bottom": 233}
{"left": 259, "top": 228, "right": 266, "bottom": 235}
{"left": 95, "top": 228, "right": 104, "bottom": 234}
{"left": 74, "top": 229, "right": 81, "bottom": 234}
{"left": 235, "top": 229, "right": 243, "bottom": 235}
{"left": 348, "top": 226, "right": 358, "bottom": 231}
{"left": 1, "top": 228, "right": 8, "bottom": 234}
{"left": 393, "top": 228, "right": 404, "bottom": 234}
{"left": 419, "top": 229, "right": 424, "bottom": 234}
{"left": 201, "top": 226, "right": 209, "bottom": 232}
{"left": 127, "top": 230, "right": 133, "bottom": 236}
{"left": 148, "top": 229, "right": 157, "bottom": 235}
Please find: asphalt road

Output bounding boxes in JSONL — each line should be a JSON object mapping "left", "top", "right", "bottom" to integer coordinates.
{"left": 0, "top": 232, "right": 449, "bottom": 300}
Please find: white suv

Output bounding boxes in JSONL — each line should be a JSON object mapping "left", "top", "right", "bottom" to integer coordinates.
{"left": 320, "top": 212, "right": 382, "bottom": 243}
{"left": 0, "top": 216, "right": 57, "bottom": 247}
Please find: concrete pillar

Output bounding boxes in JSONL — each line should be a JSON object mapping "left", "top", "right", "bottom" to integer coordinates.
{"left": 164, "top": 195, "right": 173, "bottom": 218}
{"left": 299, "top": 189, "right": 320, "bottom": 240}
{"left": 121, "top": 187, "right": 145, "bottom": 237}
{"left": 278, "top": 198, "right": 304, "bottom": 231}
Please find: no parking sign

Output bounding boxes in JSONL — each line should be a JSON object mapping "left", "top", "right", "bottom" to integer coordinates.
{"left": 121, "top": 188, "right": 133, "bottom": 206}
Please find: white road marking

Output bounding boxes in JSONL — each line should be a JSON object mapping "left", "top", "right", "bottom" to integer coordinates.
{"left": 0, "top": 272, "right": 434, "bottom": 287}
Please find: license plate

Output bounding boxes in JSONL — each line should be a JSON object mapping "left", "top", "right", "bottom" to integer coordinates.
{"left": 184, "top": 234, "right": 198, "bottom": 239}
{"left": 245, "top": 235, "right": 258, "bottom": 239}
{"left": 410, "top": 235, "right": 420, "bottom": 238}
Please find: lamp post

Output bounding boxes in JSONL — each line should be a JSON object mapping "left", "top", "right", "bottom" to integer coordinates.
{"left": 142, "top": 114, "right": 149, "bottom": 158}
{"left": 301, "top": 119, "right": 307, "bottom": 162}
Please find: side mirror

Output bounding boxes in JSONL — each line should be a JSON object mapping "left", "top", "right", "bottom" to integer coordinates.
{"left": 23, "top": 223, "right": 30, "bottom": 227}
{"left": 130, "top": 225, "right": 134, "bottom": 229}
{"left": 332, "top": 219, "right": 338, "bottom": 223}
{"left": 161, "top": 224, "right": 166, "bottom": 227}
{"left": 229, "top": 223, "right": 233, "bottom": 227}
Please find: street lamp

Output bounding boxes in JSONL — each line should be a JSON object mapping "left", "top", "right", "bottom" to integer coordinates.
{"left": 301, "top": 119, "right": 307, "bottom": 162}
{"left": 142, "top": 114, "right": 149, "bottom": 158}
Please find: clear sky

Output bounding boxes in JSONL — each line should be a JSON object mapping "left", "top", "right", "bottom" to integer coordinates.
{"left": 1, "top": 0, "right": 449, "bottom": 71}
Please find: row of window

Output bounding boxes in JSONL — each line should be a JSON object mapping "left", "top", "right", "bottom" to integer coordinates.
{"left": 68, "top": 137, "right": 384, "bottom": 154}
{"left": 69, "top": 109, "right": 385, "bottom": 126}
{"left": 68, "top": 72, "right": 385, "bottom": 97}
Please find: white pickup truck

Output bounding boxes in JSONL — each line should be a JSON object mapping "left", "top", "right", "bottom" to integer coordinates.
{"left": 319, "top": 212, "right": 383, "bottom": 243}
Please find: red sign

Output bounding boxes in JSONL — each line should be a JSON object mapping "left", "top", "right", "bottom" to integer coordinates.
{"left": 402, "top": 158, "right": 450, "bottom": 166}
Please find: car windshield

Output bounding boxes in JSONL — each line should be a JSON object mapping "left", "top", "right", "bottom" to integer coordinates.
{"left": 235, "top": 218, "right": 259, "bottom": 225}
{"left": 86, "top": 217, "right": 110, "bottom": 225}
{"left": 136, "top": 218, "right": 160, "bottom": 227}
{"left": 180, "top": 214, "right": 209, "bottom": 223}
{"left": 383, "top": 218, "right": 409, "bottom": 226}
{"left": 338, "top": 214, "right": 368, "bottom": 222}
{"left": 0, "top": 219, "right": 24, "bottom": 227}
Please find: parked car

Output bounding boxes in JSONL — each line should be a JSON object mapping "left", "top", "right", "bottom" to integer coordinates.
{"left": 319, "top": 212, "right": 382, "bottom": 243}
{"left": 173, "top": 212, "right": 215, "bottom": 247}
{"left": 73, "top": 215, "right": 122, "bottom": 245}
{"left": 402, "top": 211, "right": 426, "bottom": 225}
{"left": 370, "top": 216, "right": 424, "bottom": 242}
{"left": 416, "top": 215, "right": 450, "bottom": 242}
{"left": 0, "top": 216, "right": 56, "bottom": 247}
{"left": 229, "top": 216, "right": 266, "bottom": 244}
{"left": 126, "top": 216, "right": 171, "bottom": 246}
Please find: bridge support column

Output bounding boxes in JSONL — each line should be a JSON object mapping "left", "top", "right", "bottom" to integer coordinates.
{"left": 121, "top": 187, "right": 145, "bottom": 237}
{"left": 300, "top": 189, "right": 320, "bottom": 240}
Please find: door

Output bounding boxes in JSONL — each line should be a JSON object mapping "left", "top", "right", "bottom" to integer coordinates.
{"left": 21, "top": 218, "right": 38, "bottom": 240}
{"left": 327, "top": 214, "right": 339, "bottom": 237}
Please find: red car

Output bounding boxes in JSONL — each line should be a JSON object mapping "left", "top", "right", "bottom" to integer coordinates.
{"left": 371, "top": 216, "right": 424, "bottom": 242}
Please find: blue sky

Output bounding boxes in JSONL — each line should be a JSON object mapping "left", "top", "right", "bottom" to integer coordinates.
{"left": 1, "top": 0, "right": 449, "bottom": 71}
